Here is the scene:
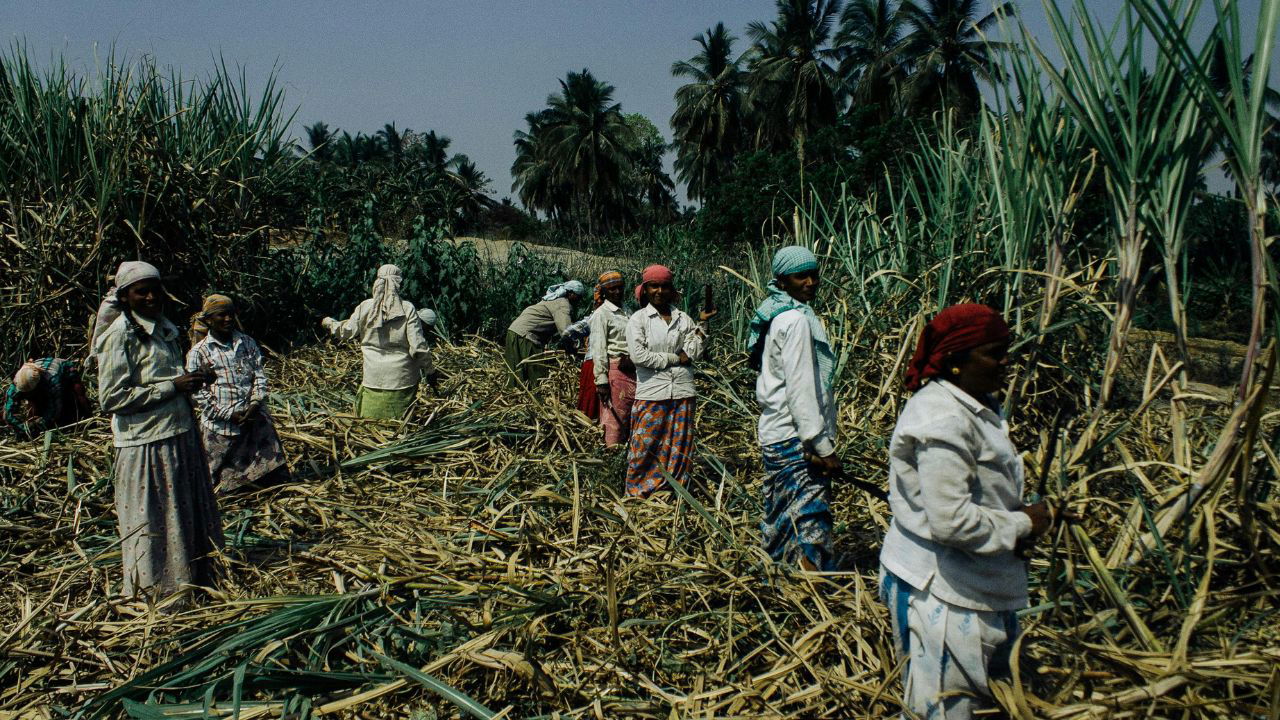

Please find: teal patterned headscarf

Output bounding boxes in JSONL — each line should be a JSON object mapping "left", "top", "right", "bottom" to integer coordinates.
{"left": 747, "top": 246, "right": 836, "bottom": 390}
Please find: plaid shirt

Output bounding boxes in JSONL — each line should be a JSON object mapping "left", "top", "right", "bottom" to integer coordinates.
{"left": 3, "top": 357, "right": 74, "bottom": 437}
{"left": 186, "top": 330, "right": 269, "bottom": 436}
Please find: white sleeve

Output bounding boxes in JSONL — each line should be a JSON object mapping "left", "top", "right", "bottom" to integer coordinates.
{"left": 627, "top": 313, "right": 677, "bottom": 369}
{"left": 777, "top": 314, "right": 834, "bottom": 456}
{"left": 915, "top": 414, "right": 1033, "bottom": 555}
{"left": 589, "top": 308, "right": 609, "bottom": 385}
{"left": 680, "top": 312, "right": 708, "bottom": 362}
{"left": 329, "top": 301, "right": 367, "bottom": 341}
{"left": 404, "top": 303, "right": 432, "bottom": 376}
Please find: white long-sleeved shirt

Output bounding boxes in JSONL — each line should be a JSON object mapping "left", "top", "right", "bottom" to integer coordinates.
{"left": 626, "top": 305, "right": 707, "bottom": 401}
{"left": 755, "top": 309, "right": 838, "bottom": 457}
{"left": 326, "top": 298, "right": 431, "bottom": 390}
{"left": 96, "top": 313, "right": 194, "bottom": 448}
{"left": 588, "top": 300, "right": 630, "bottom": 385}
{"left": 880, "top": 379, "right": 1033, "bottom": 612}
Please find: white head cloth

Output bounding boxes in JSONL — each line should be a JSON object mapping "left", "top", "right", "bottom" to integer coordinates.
{"left": 13, "top": 362, "right": 43, "bottom": 393}
{"left": 91, "top": 260, "right": 161, "bottom": 351}
{"left": 417, "top": 308, "right": 438, "bottom": 327}
{"left": 114, "top": 261, "right": 161, "bottom": 291}
{"left": 542, "top": 280, "right": 585, "bottom": 302}
{"left": 369, "top": 264, "right": 406, "bottom": 328}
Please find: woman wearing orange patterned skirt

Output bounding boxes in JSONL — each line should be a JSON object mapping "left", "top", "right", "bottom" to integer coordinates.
{"left": 623, "top": 264, "right": 716, "bottom": 497}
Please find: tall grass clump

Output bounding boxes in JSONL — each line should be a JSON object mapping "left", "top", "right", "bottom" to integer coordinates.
{"left": 0, "top": 46, "right": 297, "bottom": 370}
{"left": 716, "top": 1, "right": 1280, "bottom": 714}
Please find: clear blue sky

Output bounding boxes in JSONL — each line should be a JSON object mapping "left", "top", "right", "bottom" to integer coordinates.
{"left": 3, "top": 1, "right": 1271, "bottom": 203}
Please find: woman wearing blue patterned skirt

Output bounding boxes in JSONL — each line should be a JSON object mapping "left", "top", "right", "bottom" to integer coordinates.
{"left": 749, "top": 246, "right": 840, "bottom": 572}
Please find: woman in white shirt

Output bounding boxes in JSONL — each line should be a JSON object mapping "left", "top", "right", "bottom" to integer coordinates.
{"left": 321, "top": 264, "right": 431, "bottom": 419}
{"left": 96, "top": 261, "right": 223, "bottom": 599}
{"left": 748, "top": 246, "right": 840, "bottom": 571}
{"left": 588, "top": 270, "right": 633, "bottom": 447}
{"left": 880, "top": 303, "right": 1052, "bottom": 720}
{"left": 624, "top": 264, "right": 715, "bottom": 497}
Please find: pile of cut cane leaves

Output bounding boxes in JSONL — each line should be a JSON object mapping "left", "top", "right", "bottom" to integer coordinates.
{"left": 0, "top": 332, "right": 1277, "bottom": 719}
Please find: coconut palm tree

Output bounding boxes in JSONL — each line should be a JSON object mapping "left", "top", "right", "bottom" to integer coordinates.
{"left": 671, "top": 23, "right": 746, "bottom": 202}
{"left": 897, "top": 0, "right": 1013, "bottom": 118}
{"left": 511, "top": 111, "right": 570, "bottom": 222}
{"left": 541, "top": 68, "right": 636, "bottom": 233}
{"left": 414, "top": 130, "right": 452, "bottom": 174}
{"left": 304, "top": 121, "right": 336, "bottom": 161}
{"left": 834, "top": 0, "right": 906, "bottom": 117}
{"left": 745, "top": 0, "right": 843, "bottom": 182}
{"left": 378, "top": 122, "right": 406, "bottom": 165}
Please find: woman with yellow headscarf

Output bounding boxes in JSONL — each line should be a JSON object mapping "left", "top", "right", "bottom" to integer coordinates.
{"left": 186, "top": 294, "right": 290, "bottom": 493}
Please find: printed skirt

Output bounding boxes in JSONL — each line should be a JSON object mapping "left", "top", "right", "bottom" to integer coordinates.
{"left": 760, "top": 437, "right": 833, "bottom": 570}
{"left": 113, "top": 429, "right": 224, "bottom": 597}
{"left": 625, "top": 397, "right": 694, "bottom": 497}
{"left": 880, "top": 568, "right": 1019, "bottom": 719}
{"left": 202, "top": 411, "right": 290, "bottom": 493}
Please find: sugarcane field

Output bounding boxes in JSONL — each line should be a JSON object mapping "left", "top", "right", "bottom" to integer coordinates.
{"left": 3, "top": 1, "right": 1280, "bottom": 718}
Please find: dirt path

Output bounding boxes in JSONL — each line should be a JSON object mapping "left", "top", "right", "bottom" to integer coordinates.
{"left": 450, "top": 236, "right": 628, "bottom": 273}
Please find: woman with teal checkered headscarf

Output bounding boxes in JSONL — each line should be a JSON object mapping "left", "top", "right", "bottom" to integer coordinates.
{"left": 750, "top": 245, "right": 841, "bottom": 571}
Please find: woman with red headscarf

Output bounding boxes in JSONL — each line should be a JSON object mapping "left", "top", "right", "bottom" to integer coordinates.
{"left": 880, "top": 304, "right": 1052, "bottom": 719}
{"left": 624, "top": 264, "right": 716, "bottom": 497}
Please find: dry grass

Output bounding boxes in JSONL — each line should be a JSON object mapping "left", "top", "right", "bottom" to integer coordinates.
{"left": 0, "top": 332, "right": 1277, "bottom": 719}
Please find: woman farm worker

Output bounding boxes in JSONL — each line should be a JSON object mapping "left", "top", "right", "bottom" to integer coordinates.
{"left": 95, "top": 261, "right": 224, "bottom": 598}
{"left": 322, "top": 264, "right": 430, "bottom": 419}
{"left": 879, "top": 304, "right": 1052, "bottom": 720}
{"left": 416, "top": 308, "right": 443, "bottom": 391}
{"left": 624, "top": 264, "right": 716, "bottom": 497}
{"left": 187, "top": 294, "right": 290, "bottom": 493}
{"left": 588, "top": 270, "right": 634, "bottom": 447}
{"left": 504, "top": 280, "right": 585, "bottom": 386}
{"left": 3, "top": 358, "right": 92, "bottom": 438}
{"left": 749, "top": 246, "right": 840, "bottom": 571}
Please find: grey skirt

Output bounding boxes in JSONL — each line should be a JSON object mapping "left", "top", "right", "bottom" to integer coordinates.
{"left": 113, "top": 429, "right": 224, "bottom": 597}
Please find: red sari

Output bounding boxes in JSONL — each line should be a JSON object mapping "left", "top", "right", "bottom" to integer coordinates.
{"left": 577, "top": 359, "right": 600, "bottom": 419}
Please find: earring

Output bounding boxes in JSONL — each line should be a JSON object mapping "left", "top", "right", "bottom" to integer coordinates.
{"left": 950, "top": 367, "right": 960, "bottom": 375}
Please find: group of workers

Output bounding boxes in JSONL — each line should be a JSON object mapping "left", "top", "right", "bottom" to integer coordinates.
{"left": 3, "top": 247, "right": 1060, "bottom": 719}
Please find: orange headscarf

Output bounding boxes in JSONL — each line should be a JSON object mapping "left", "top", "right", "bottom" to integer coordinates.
{"left": 594, "top": 270, "right": 623, "bottom": 308}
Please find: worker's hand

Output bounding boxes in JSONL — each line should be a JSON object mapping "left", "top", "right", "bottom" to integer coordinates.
{"left": 1021, "top": 501, "right": 1053, "bottom": 538}
{"left": 619, "top": 355, "right": 634, "bottom": 372}
{"left": 172, "top": 373, "right": 209, "bottom": 393}
{"left": 596, "top": 383, "right": 611, "bottom": 407}
{"left": 698, "top": 308, "right": 719, "bottom": 322}
{"left": 21, "top": 399, "right": 40, "bottom": 422}
{"left": 677, "top": 350, "right": 692, "bottom": 366}
{"left": 809, "top": 452, "right": 842, "bottom": 476}
{"left": 426, "top": 372, "right": 441, "bottom": 390}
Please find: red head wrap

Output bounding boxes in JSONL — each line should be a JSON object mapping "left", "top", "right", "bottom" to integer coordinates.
{"left": 634, "top": 264, "right": 677, "bottom": 305}
{"left": 904, "top": 304, "right": 1010, "bottom": 391}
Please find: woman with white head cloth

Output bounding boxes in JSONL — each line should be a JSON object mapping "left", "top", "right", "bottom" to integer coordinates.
{"left": 416, "top": 307, "right": 443, "bottom": 391}
{"left": 321, "top": 264, "right": 431, "bottom": 419}
{"left": 95, "top": 260, "right": 224, "bottom": 601}
{"left": 504, "top": 279, "right": 585, "bottom": 387}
